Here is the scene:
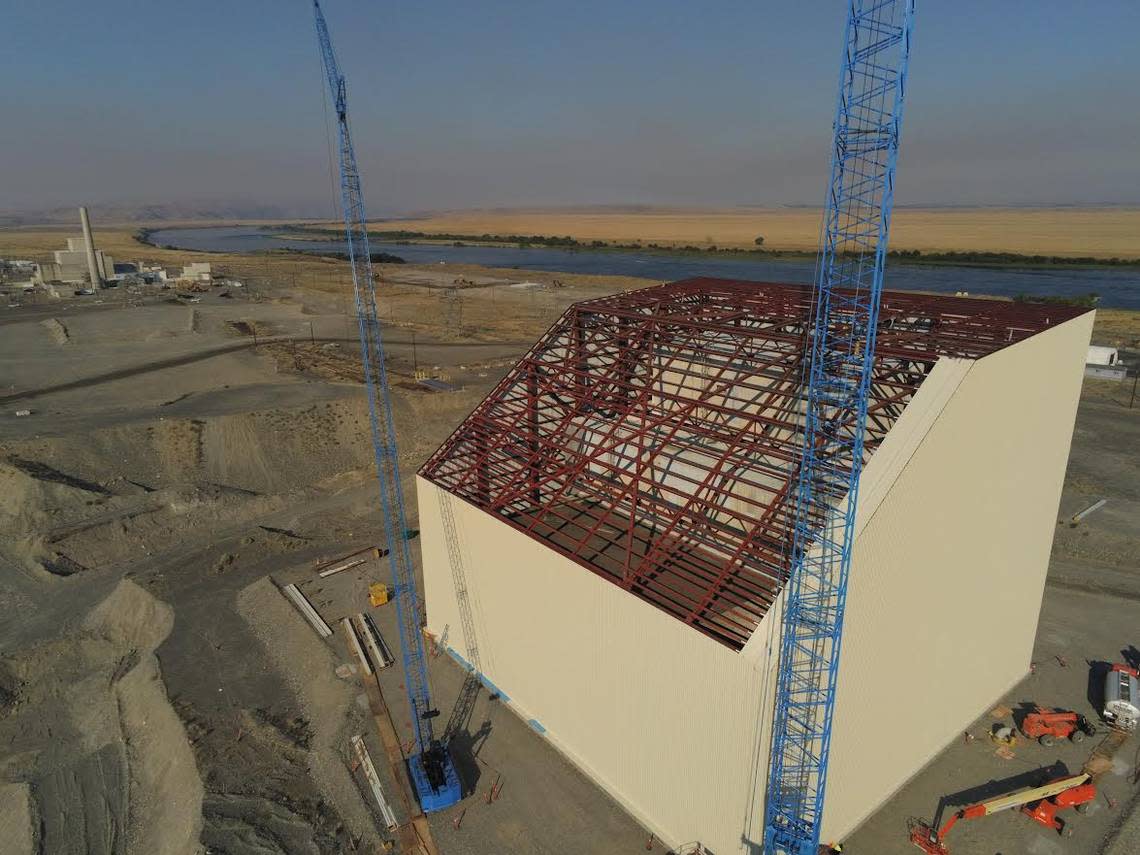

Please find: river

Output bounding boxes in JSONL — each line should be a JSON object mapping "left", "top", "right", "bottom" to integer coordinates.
{"left": 149, "top": 226, "right": 1140, "bottom": 310}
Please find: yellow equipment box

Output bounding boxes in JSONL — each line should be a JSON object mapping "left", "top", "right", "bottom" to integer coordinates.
{"left": 368, "top": 583, "right": 390, "bottom": 607}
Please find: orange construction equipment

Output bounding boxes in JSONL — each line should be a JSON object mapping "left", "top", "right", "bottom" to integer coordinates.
{"left": 1020, "top": 778, "right": 1096, "bottom": 834}
{"left": 1020, "top": 706, "right": 1096, "bottom": 746}
{"left": 910, "top": 773, "right": 1095, "bottom": 854}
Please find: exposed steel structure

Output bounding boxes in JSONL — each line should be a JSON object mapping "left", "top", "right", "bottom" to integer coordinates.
{"left": 420, "top": 277, "right": 1083, "bottom": 651}
{"left": 313, "top": 0, "right": 459, "bottom": 812}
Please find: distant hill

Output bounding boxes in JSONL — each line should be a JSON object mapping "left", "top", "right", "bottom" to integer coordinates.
{"left": 0, "top": 202, "right": 329, "bottom": 227}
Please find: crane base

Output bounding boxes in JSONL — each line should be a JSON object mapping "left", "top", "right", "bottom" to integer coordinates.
{"left": 408, "top": 749, "right": 462, "bottom": 813}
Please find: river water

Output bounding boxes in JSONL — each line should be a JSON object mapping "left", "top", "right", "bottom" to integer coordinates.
{"left": 150, "top": 226, "right": 1140, "bottom": 310}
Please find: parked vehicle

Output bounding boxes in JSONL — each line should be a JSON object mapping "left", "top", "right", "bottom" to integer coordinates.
{"left": 1104, "top": 664, "right": 1140, "bottom": 731}
{"left": 1020, "top": 707, "right": 1096, "bottom": 746}
{"left": 911, "top": 773, "right": 1096, "bottom": 853}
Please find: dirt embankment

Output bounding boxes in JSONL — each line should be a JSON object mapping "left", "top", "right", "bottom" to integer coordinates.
{"left": 0, "top": 580, "right": 203, "bottom": 855}
{"left": 236, "top": 577, "right": 377, "bottom": 845}
{"left": 0, "top": 397, "right": 377, "bottom": 577}
{"left": 39, "top": 318, "right": 71, "bottom": 345}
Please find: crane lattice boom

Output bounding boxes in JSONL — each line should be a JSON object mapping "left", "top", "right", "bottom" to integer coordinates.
{"left": 763, "top": 2, "right": 916, "bottom": 853}
{"left": 312, "top": 0, "right": 460, "bottom": 813}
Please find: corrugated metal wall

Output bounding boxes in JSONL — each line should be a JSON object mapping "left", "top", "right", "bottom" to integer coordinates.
{"left": 419, "top": 474, "right": 770, "bottom": 847}
{"left": 417, "top": 310, "right": 1093, "bottom": 851}
{"left": 819, "top": 310, "right": 1094, "bottom": 838}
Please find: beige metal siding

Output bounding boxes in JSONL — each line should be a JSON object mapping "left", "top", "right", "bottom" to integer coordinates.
{"left": 417, "top": 310, "right": 1093, "bottom": 851}
{"left": 419, "top": 476, "right": 772, "bottom": 848}
{"left": 819, "top": 310, "right": 1094, "bottom": 839}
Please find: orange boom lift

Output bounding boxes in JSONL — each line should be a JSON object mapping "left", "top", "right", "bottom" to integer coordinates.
{"left": 909, "top": 773, "right": 1096, "bottom": 854}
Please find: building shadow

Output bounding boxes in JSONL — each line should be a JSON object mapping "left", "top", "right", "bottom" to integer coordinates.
{"left": 1088, "top": 659, "right": 1111, "bottom": 718}
{"left": 1122, "top": 646, "right": 1140, "bottom": 672}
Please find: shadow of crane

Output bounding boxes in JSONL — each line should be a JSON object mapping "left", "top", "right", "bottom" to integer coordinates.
{"left": 443, "top": 671, "right": 496, "bottom": 795}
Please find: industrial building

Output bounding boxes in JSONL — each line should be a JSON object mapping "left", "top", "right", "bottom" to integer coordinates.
{"left": 1086, "top": 345, "right": 1128, "bottom": 381}
{"left": 417, "top": 277, "right": 1094, "bottom": 852}
{"left": 33, "top": 238, "right": 114, "bottom": 284}
{"left": 33, "top": 207, "right": 112, "bottom": 285}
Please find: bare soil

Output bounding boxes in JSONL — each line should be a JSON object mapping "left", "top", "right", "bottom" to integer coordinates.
{"left": 0, "top": 243, "right": 656, "bottom": 854}
{"left": 1, "top": 228, "right": 1137, "bottom": 855}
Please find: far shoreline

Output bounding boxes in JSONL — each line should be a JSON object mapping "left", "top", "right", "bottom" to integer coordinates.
{"left": 253, "top": 224, "right": 1140, "bottom": 272}
{"left": 136, "top": 222, "right": 1140, "bottom": 273}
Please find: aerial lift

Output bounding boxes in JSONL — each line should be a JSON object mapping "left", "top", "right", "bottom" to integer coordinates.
{"left": 763, "top": 3, "right": 917, "bottom": 852}
{"left": 311, "top": 0, "right": 461, "bottom": 814}
{"left": 909, "top": 772, "right": 1096, "bottom": 854}
{"left": 1019, "top": 706, "right": 1096, "bottom": 746}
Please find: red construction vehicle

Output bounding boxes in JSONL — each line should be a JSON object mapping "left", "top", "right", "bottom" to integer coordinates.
{"left": 1021, "top": 778, "right": 1096, "bottom": 833}
{"left": 1020, "top": 706, "right": 1096, "bottom": 746}
{"left": 909, "top": 773, "right": 1096, "bottom": 854}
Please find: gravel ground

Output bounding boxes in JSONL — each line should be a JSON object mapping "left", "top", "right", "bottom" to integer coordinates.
{"left": 843, "top": 387, "right": 1140, "bottom": 855}
{"left": 0, "top": 254, "right": 1135, "bottom": 855}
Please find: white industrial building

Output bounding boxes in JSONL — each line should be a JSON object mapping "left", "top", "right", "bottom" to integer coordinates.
{"left": 1085, "top": 346, "right": 1128, "bottom": 381}
{"left": 181, "top": 262, "right": 213, "bottom": 282}
{"left": 135, "top": 262, "right": 214, "bottom": 286}
{"left": 416, "top": 278, "right": 1093, "bottom": 851}
{"left": 1087, "top": 345, "right": 1120, "bottom": 366}
{"left": 33, "top": 208, "right": 113, "bottom": 286}
{"left": 34, "top": 238, "right": 114, "bottom": 285}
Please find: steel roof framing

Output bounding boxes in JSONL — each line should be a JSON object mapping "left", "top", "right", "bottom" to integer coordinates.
{"left": 420, "top": 277, "right": 1085, "bottom": 650}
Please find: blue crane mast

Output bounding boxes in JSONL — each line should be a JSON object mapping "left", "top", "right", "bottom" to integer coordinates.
{"left": 312, "top": 0, "right": 461, "bottom": 813}
{"left": 763, "top": 2, "right": 916, "bottom": 853}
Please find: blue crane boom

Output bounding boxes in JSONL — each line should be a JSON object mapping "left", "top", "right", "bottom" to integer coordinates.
{"left": 312, "top": 0, "right": 461, "bottom": 813}
{"left": 763, "top": 2, "right": 916, "bottom": 853}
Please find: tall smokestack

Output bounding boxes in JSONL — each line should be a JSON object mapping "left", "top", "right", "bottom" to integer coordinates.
{"left": 79, "top": 206, "right": 103, "bottom": 288}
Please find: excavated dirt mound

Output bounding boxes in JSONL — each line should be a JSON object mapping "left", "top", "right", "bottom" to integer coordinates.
{"left": 236, "top": 576, "right": 377, "bottom": 845}
{"left": 0, "top": 580, "right": 203, "bottom": 855}
{"left": 0, "top": 783, "right": 34, "bottom": 855}
{"left": 0, "top": 397, "right": 376, "bottom": 577}
{"left": 152, "top": 571, "right": 373, "bottom": 855}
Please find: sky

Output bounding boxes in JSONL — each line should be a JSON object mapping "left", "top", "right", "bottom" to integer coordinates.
{"left": 2, "top": 0, "right": 1138, "bottom": 216}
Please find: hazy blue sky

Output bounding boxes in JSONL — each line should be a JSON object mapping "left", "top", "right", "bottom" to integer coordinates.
{"left": 3, "top": 1, "right": 1138, "bottom": 215}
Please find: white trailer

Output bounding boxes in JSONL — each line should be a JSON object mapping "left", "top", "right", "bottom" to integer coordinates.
{"left": 1104, "top": 664, "right": 1140, "bottom": 731}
